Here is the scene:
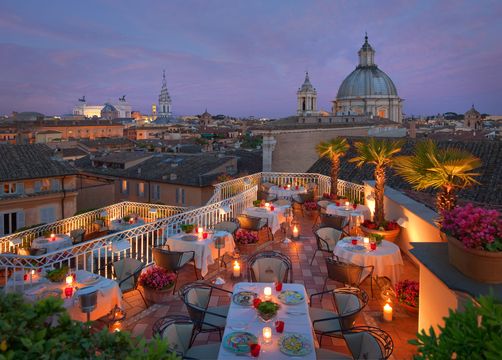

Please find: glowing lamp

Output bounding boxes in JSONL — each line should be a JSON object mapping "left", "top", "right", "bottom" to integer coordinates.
{"left": 383, "top": 302, "right": 393, "bottom": 322}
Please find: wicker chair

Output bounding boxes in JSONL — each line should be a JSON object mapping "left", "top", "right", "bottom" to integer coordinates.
{"left": 293, "top": 191, "right": 315, "bottom": 216}
{"left": 212, "top": 219, "right": 240, "bottom": 237}
{"left": 112, "top": 258, "right": 147, "bottom": 306}
{"left": 310, "top": 226, "right": 343, "bottom": 265}
{"left": 70, "top": 228, "right": 86, "bottom": 244}
{"left": 247, "top": 251, "right": 292, "bottom": 283}
{"left": 343, "top": 326, "right": 394, "bottom": 359}
{"left": 309, "top": 287, "right": 369, "bottom": 344}
{"left": 152, "top": 314, "right": 220, "bottom": 360}
{"left": 29, "top": 248, "right": 47, "bottom": 256}
{"left": 319, "top": 213, "right": 350, "bottom": 236}
{"left": 152, "top": 246, "right": 198, "bottom": 292}
{"left": 325, "top": 256, "right": 374, "bottom": 297}
{"left": 92, "top": 219, "right": 109, "bottom": 233}
{"left": 236, "top": 214, "right": 273, "bottom": 242}
{"left": 180, "top": 282, "right": 232, "bottom": 346}
{"left": 313, "top": 200, "right": 332, "bottom": 224}
{"left": 273, "top": 199, "right": 292, "bottom": 207}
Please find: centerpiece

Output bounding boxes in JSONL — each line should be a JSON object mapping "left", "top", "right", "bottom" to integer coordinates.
{"left": 234, "top": 229, "right": 259, "bottom": 254}
{"left": 254, "top": 299, "right": 280, "bottom": 322}
{"left": 303, "top": 201, "right": 317, "bottom": 218}
{"left": 46, "top": 266, "right": 69, "bottom": 283}
{"left": 349, "top": 138, "right": 403, "bottom": 242}
{"left": 180, "top": 223, "right": 195, "bottom": 234}
{"left": 138, "top": 266, "right": 176, "bottom": 303}
{"left": 395, "top": 280, "right": 419, "bottom": 314}
{"left": 441, "top": 204, "right": 502, "bottom": 283}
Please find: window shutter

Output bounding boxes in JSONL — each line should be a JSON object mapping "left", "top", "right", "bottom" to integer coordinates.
{"left": 181, "top": 189, "right": 185, "bottom": 204}
{"left": 17, "top": 211, "right": 25, "bottom": 229}
{"left": 16, "top": 183, "right": 24, "bottom": 194}
{"left": 175, "top": 188, "right": 179, "bottom": 204}
{"left": 35, "top": 181, "right": 42, "bottom": 192}
{"left": 0, "top": 214, "right": 4, "bottom": 235}
{"left": 136, "top": 183, "right": 140, "bottom": 196}
{"left": 50, "top": 179, "right": 60, "bottom": 191}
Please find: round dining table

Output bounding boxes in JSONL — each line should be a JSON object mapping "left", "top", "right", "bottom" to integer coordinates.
{"left": 268, "top": 185, "right": 306, "bottom": 200}
{"left": 326, "top": 205, "right": 365, "bottom": 230}
{"left": 334, "top": 237, "right": 403, "bottom": 285}
{"left": 31, "top": 234, "right": 73, "bottom": 253}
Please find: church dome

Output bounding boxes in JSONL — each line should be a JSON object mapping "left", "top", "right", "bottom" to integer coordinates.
{"left": 336, "top": 35, "right": 398, "bottom": 99}
{"left": 336, "top": 66, "right": 398, "bottom": 98}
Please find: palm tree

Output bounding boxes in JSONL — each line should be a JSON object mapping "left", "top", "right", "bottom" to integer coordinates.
{"left": 393, "top": 140, "right": 481, "bottom": 214}
{"left": 316, "top": 138, "right": 350, "bottom": 198}
{"left": 349, "top": 138, "right": 403, "bottom": 225}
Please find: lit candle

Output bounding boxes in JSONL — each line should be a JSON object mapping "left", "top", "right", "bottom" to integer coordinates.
{"left": 262, "top": 326, "right": 272, "bottom": 344}
{"left": 197, "top": 227, "right": 203, "bottom": 237}
{"left": 292, "top": 225, "right": 299, "bottom": 238}
{"left": 363, "top": 237, "right": 370, "bottom": 246}
{"left": 233, "top": 261, "right": 241, "bottom": 278}
{"left": 31, "top": 269, "right": 35, "bottom": 276}
{"left": 383, "top": 303, "right": 393, "bottom": 322}
{"left": 263, "top": 286, "right": 272, "bottom": 300}
{"left": 66, "top": 275, "right": 73, "bottom": 286}
{"left": 345, "top": 201, "right": 350, "bottom": 210}
{"left": 111, "top": 321, "right": 121, "bottom": 332}
{"left": 50, "top": 233, "right": 56, "bottom": 241}
{"left": 287, "top": 184, "right": 291, "bottom": 190}
{"left": 264, "top": 202, "right": 270, "bottom": 209}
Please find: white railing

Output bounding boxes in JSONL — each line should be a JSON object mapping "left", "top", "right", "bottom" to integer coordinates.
{"left": 1, "top": 187, "right": 257, "bottom": 291}
{"left": 208, "top": 172, "right": 364, "bottom": 205}
{"left": 0, "top": 202, "right": 186, "bottom": 253}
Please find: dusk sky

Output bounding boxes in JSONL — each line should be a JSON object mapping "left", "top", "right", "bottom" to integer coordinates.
{"left": 1, "top": 0, "right": 501, "bottom": 118}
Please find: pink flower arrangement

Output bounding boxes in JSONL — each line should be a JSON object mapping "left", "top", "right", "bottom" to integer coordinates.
{"left": 235, "top": 229, "right": 258, "bottom": 244}
{"left": 138, "top": 266, "right": 176, "bottom": 291}
{"left": 442, "top": 203, "right": 502, "bottom": 252}
{"left": 395, "top": 280, "right": 419, "bottom": 308}
{"left": 304, "top": 201, "right": 318, "bottom": 211}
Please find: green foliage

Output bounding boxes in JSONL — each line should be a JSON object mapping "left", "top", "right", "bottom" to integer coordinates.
{"left": 316, "top": 137, "right": 349, "bottom": 159}
{"left": 349, "top": 138, "right": 403, "bottom": 169}
{"left": 257, "top": 301, "right": 280, "bottom": 315}
{"left": 180, "top": 224, "right": 194, "bottom": 233}
{"left": 409, "top": 295, "right": 502, "bottom": 360}
{"left": 46, "top": 266, "right": 69, "bottom": 283}
{"left": 241, "top": 135, "right": 262, "bottom": 149}
{"left": 370, "top": 233, "right": 384, "bottom": 245}
{"left": 0, "top": 293, "right": 179, "bottom": 360}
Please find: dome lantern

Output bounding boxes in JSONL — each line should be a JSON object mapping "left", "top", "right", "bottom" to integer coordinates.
{"left": 358, "top": 33, "right": 375, "bottom": 67}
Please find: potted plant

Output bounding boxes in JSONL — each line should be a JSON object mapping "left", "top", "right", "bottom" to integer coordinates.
{"left": 393, "top": 140, "right": 481, "bottom": 220}
{"left": 395, "top": 280, "right": 419, "bottom": 314}
{"left": 138, "top": 266, "right": 176, "bottom": 304}
{"left": 441, "top": 203, "right": 502, "bottom": 283}
{"left": 180, "top": 224, "right": 195, "bottom": 234}
{"left": 234, "top": 229, "right": 259, "bottom": 254}
{"left": 316, "top": 138, "right": 350, "bottom": 199}
{"left": 255, "top": 300, "right": 280, "bottom": 322}
{"left": 303, "top": 200, "right": 318, "bottom": 218}
{"left": 349, "top": 138, "right": 404, "bottom": 242}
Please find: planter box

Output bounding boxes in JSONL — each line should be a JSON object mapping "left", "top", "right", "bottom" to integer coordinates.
{"left": 446, "top": 235, "right": 502, "bottom": 284}
{"left": 143, "top": 284, "right": 174, "bottom": 305}
{"left": 360, "top": 226, "right": 401, "bottom": 243}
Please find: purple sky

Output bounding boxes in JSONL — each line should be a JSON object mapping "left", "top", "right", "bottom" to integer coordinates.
{"left": 1, "top": 0, "right": 501, "bottom": 118}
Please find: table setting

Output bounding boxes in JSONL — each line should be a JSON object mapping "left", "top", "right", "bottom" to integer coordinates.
{"left": 218, "top": 282, "right": 316, "bottom": 359}
{"left": 164, "top": 228, "right": 235, "bottom": 277}
{"left": 243, "top": 204, "right": 287, "bottom": 234}
{"left": 268, "top": 185, "right": 306, "bottom": 200}
{"left": 31, "top": 233, "right": 73, "bottom": 253}
{"left": 110, "top": 215, "right": 145, "bottom": 232}
{"left": 334, "top": 236, "right": 404, "bottom": 284}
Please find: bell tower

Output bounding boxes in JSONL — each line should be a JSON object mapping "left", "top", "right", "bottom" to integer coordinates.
{"left": 158, "top": 70, "right": 172, "bottom": 117}
{"left": 296, "top": 71, "right": 317, "bottom": 115}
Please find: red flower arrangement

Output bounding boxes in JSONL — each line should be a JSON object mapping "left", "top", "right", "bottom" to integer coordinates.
{"left": 395, "top": 280, "right": 419, "bottom": 308}
{"left": 138, "top": 266, "right": 176, "bottom": 291}
{"left": 303, "top": 201, "right": 318, "bottom": 211}
{"left": 235, "top": 229, "right": 258, "bottom": 244}
{"left": 362, "top": 219, "right": 400, "bottom": 231}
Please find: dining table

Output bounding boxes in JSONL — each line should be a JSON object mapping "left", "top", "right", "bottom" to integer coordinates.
{"left": 110, "top": 217, "right": 145, "bottom": 232}
{"left": 218, "top": 282, "right": 316, "bottom": 359}
{"left": 31, "top": 234, "right": 73, "bottom": 253}
{"left": 23, "top": 269, "right": 123, "bottom": 322}
{"left": 334, "top": 237, "right": 404, "bottom": 285}
{"left": 268, "top": 185, "right": 306, "bottom": 200}
{"left": 164, "top": 230, "right": 235, "bottom": 277}
{"left": 325, "top": 204, "right": 366, "bottom": 230}
{"left": 243, "top": 206, "right": 288, "bottom": 234}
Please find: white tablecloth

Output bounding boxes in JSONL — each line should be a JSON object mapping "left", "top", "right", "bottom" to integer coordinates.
{"left": 243, "top": 207, "right": 286, "bottom": 234}
{"left": 268, "top": 186, "right": 306, "bottom": 200}
{"left": 164, "top": 231, "right": 235, "bottom": 277}
{"left": 218, "top": 282, "right": 316, "bottom": 360}
{"left": 31, "top": 235, "right": 73, "bottom": 253}
{"left": 23, "top": 270, "right": 123, "bottom": 322}
{"left": 334, "top": 237, "right": 403, "bottom": 284}
{"left": 326, "top": 205, "right": 365, "bottom": 230}
{"left": 110, "top": 218, "right": 145, "bottom": 232}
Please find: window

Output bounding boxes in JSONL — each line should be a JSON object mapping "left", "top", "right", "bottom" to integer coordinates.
{"left": 50, "top": 179, "right": 61, "bottom": 191}
{"left": 1, "top": 211, "right": 24, "bottom": 235}
{"left": 3, "top": 183, "right": 17, "bottom": 194}
{"left": 34, "top": 179, "right": 50, "bottom": 192}
{"left": 121, "top": 180, "right": 128, "bottom": 194}
{"left": 152, "top": 184, "right": 161, "bottom": 201}
{"left": 39, "top": 207, "right": 56, "bottom": 224}
{"left": 137, "top": 182, "right": 145, "bottom": 197}
{"left": 175, "top": 188, "right": 185, "bottom": 205}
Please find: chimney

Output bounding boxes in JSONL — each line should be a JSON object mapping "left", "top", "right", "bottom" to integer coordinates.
{"left": 409, "top": 121, "right": 416, "bottom": 139}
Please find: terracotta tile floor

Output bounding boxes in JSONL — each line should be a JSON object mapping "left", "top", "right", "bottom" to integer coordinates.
{"left": 120, "top": 213, "right": 420, "bottom": 359}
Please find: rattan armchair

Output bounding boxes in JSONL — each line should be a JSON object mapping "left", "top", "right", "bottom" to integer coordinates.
{"left": 212, "top": 218, "right": 240, "bottom": 237}
{"left": 236, "top": 214, "right": 273, "bottom": 242}
{"left": 343, "top": 326, "right": 394, "bottom": 359}
{"left": 112, "top": 257, "right": 147, "bottom": 307}
{"left": 70, "top": 228, "right": 86, "bottom": 244}
{"left": 179, "top": 282, "right": 232, "bottom": 346}
{"left": 152, "top": 245, "right": 198, "bottom": 292}
{"left": 247, "top": 250, "right": 292, "bottom": 283}
{"left": 152, "top": 314, "right": 220, "bottom": 360}
{"left": 319, "top": 213, "right": 350, "bottom": 236}
{"left": 310, "top": 226, "right": 343, "bottom": 265}
{"left": 325, "top": 256, "right": 374, "bottom": 298}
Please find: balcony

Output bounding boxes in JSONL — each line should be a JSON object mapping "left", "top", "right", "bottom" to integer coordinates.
{"left": 0, "top": 172, "right": 449, "bottom": 359}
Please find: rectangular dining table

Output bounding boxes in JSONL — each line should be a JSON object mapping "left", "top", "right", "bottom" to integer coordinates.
{"left": 217, "top": 282, "right": 317, "bottom": 359}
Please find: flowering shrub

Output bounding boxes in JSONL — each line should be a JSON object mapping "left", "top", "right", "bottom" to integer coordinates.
{"left": 304, "top": 201, "right": 318, "bottom": 211}
{"left": 442, "top": 203, "right": 502, "bottom": 252}
{"left": 362, "top": 219, "right": 400, "bottom": 231}
{"left": 138, "top": 266, "right": 176, "bottom": 291}
{"left": 395, "top": 280, "right": 419, "bottom": 308}
{"left": 235, "top": 229, "right": 258, "bottom": 244}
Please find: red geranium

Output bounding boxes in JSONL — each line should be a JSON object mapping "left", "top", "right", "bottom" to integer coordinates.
{"left": 362, "top": 219, "right": 399, "bottom": 231}
{"left": 138, "top": 266, "right": 176, "bottom": 291}
{"left": 395, "top": 280, "right": 419, "bottom": 308}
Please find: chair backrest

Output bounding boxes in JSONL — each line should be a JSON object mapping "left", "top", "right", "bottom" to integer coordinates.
{"left": 30, "top": 248, "right": 47, "bottom": 256}
{"left": 213, "top": 220, "right": 239, "bottom": 236}
{"left": 113, "top": 258, "right": 144, "bottom": 292}
{"left": 153, "top": 315, "right": 193, "bottom": 356}
{"left": 261, "top": 182, "right": 275, "bottom": 191}
{"left": 237, "top": 215, "right": 265, "bottom": 231}
{"left": 70, "top": 229, "right": 85, "bottom": 244}
{"left": 274, "top": 199, "right": 292, "bottom": 207}
{"left": 320, "top": 213, "right": 348, "bottom": 230}
{"left": 247, "top": 251, "right": 292, "bottom": 283}
{"left": 317, "top": 200, "right": 331, "bottom": 210}
{"left": 344, "top": 326, "right": 393, "bottom": 359}
{"left": 332, "top": 288, "right": 369, "bottom": 331}
{"left": 18, "top": 248, "right": 31, "bottom": 256}
{"left": 152, "top": 247, "right": 184, "bottom": 272}
{"left": 299, "top": 191, "right": 314, "bottom": 202}
{"left": 180, "top": 284, "right": 213, "bottom": 331}
{"left": 325, "top": 257, "right": 363, "bottom": 286}
{"left": 315, "top": 227, "right": 342, "bottom": 251}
